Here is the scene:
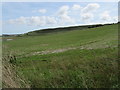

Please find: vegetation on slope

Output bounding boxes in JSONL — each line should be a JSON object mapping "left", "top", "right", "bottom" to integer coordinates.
{"left": 2, "top": 23, "right": 119, "bottom": 88}
{"left": 2, "top": 47, "right": 29, "bottom": 88}
{"left": 25, "top": 23, "right": 113, "bottom": 36}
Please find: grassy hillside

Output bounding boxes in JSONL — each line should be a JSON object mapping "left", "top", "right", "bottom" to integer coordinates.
{"left": 2, "top": 23, "right": 119, "bottom": 88}
{"left": 25, "top": 24, "right": 105, "bottom": 35}
{"left": 3, "top": 24, "right": 118, "bottom": 56}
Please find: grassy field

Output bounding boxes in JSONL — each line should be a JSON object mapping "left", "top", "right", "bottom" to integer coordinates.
{"left": 2, "top": 23, "right": 119, "bottom": 88}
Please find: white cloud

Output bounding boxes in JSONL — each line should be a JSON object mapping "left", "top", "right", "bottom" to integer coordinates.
{"left": 100, "top": 11, "right": 118, "bottom": 23}
{"left": 58, "top": 5, "right": 75, "bottom": 24}
{"left": 82, "top": 3, "right": 100, "bottom": 13}
{"left": 8, "top": 16, "right": 57, "bottom": 26}
{"left": 0, "top": 20, "right": 2, "bottom": 28}
{"left": 58, "top": 5, "right": 69, "bottom": 15}
{"left": 118, "top": 16, "right": 120, "bottom": 22}
{"left": 113, "top": 16, "right": 118, "bottom": 22}
{"left": 72, "top": 4, "right": 82, "bottom": 10}
{"left": 81, "top": 13, "right": 94, "bottom": 23}
{"left": 38, "top": 9, "right": 47, "bottom": 14}
{"left": 29, "top": 16, "right": 46, "bottom": 26}
{"left": 100, "top": 11, "right": 111, "bottom": 21}
{"left": 79, "top": 3, "right": 100, "bottom": 23}
{"left": 7, "top": 3, "right": 117, "bottom": 28}
{"left": 32, "top": 9, "right": 47, "bottom": 14}
{"left": 8, "top": 16, "right": 28, "bottom": 24}
{"left": 59, "top": 14, "right": 75, "bottom": 24}
{"left": 46, "top": 17, "right": 57, "bottom": 24}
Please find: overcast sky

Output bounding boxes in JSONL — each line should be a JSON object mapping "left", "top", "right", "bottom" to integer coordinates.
{"left": 1, "top": 2, "right": 118, "bottom": 34}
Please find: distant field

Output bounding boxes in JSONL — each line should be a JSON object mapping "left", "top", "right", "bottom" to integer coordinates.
{"left": 2, "top": 23, "right": 119, "bottom": 88}
{"left": 3, "top": 24, "right": 118, "bottom": 56}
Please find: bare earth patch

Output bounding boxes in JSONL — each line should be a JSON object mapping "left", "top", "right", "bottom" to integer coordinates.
{"left": 32, "top": 45, "right": 117, "bottom": 56}
{"left": 22, "top": 40, "right": 117, "bottom": 57}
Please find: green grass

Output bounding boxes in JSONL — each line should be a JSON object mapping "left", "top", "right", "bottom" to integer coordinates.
{"left": 16, "top": 47, "right": 118, "bottom": 88}
{"left": 2, "top": 23, "right": 119, "bottom": 88}
{"left": 3, "top": 24, "right": 118, "bottom": 56}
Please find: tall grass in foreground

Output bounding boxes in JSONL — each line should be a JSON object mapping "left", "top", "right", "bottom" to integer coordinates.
{"left": 2, "top": 24, "right": 118, "bottom": 88}
{"left": 17, "top": 47, "right": 119, "bottom": 88}
{"left": 2, "top": 46, "right": 29, "bottom": 88}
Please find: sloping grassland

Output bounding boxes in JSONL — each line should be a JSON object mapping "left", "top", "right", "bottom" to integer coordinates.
{"left": 2, "top": 23, "right": 119, "bottom": 88}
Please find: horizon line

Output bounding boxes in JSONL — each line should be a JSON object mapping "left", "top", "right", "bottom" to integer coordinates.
{"left": 2, "top": 22, "right": 118, "bottom": 35}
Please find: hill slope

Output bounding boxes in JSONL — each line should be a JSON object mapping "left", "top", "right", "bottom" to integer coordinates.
{"left": 25, "top": 24, "right": 108, "bottom": 35}
{"left": 2, "top": 23, "right": 119, "bottom": 88}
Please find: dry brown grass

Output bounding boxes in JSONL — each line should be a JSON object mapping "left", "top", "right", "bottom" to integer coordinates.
{"left": 2, "top": 49, "right": 30, "bottom": 88}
